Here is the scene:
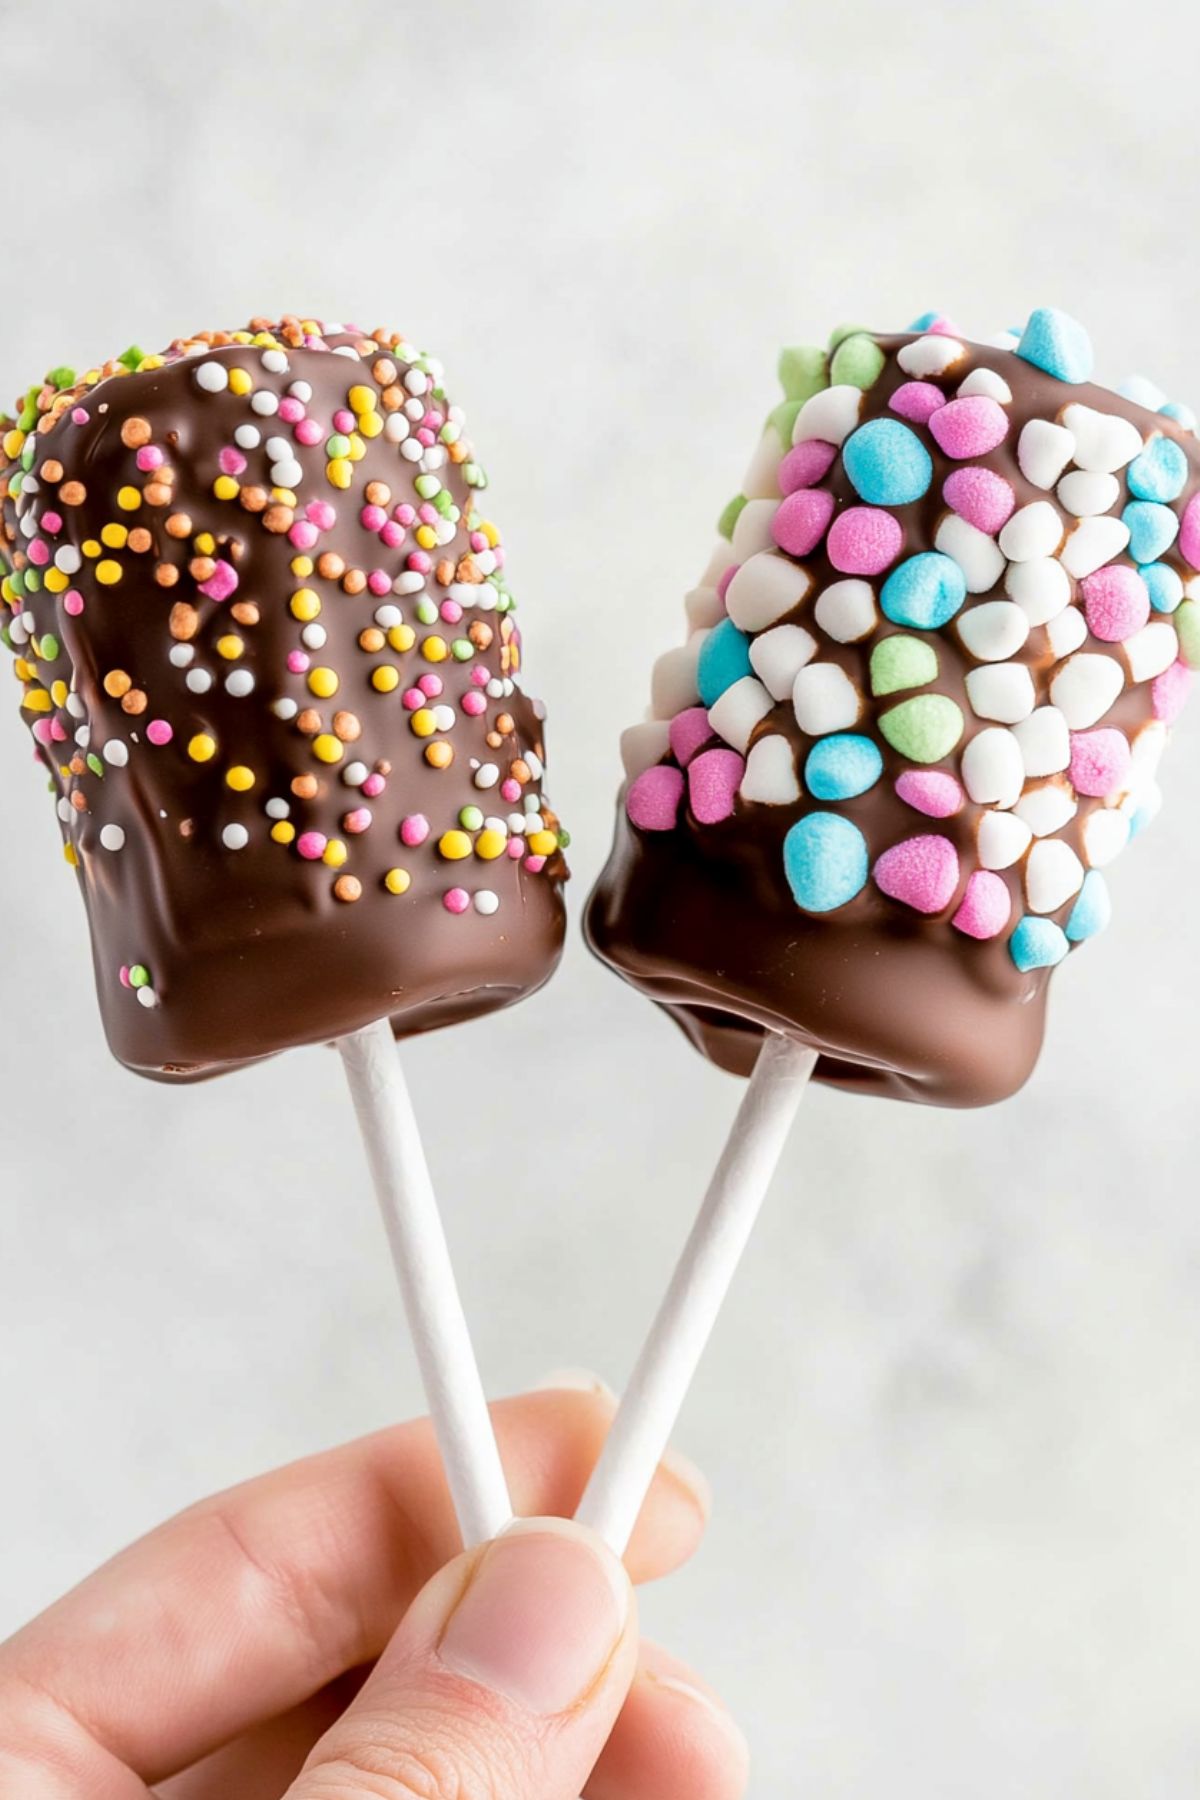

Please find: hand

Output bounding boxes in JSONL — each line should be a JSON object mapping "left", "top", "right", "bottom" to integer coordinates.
{"left": 0, "top": 1383, "right": 748, "bottom": 1799}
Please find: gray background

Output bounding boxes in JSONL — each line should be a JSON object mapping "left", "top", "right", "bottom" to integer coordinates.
{"left": 2, "top": 1, "right": 1199, "bottom": 1792}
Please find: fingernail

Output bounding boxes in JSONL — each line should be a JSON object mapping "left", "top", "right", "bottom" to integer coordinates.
{"left": 661, "top": 1444, "right": 713, "bottom": 1520}
{"left": 533, "top": 1367, "right": 617, "bottom": 1401}
{"left": 438, "top": 1517, "right": 631, "bottom": 1716}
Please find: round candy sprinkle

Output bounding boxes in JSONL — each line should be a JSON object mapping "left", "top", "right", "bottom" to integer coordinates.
{"left": 878, "top": 694, "right": 964, "bottom": 764}
{"left": 826, "top": 506, "right": 903, "bottom": 576}
{"left": 804, "top": 733, "right": 883, "bottom": 800}
{"left": 1127, "top": 435, "right": 1188, "bottom": 502}
{"left": 688, "top": 747, "right": 744, "bottom": 823}
{"left": 880, "top": 553, "right": 966, "bottom": 631}
{"left": 772, "top": 487, "right": 835, "bottom": 556}
{"left": 951, "top": 871, "right": 1011, "bottom": 941}
{"left": 778, "top": 439, "right": 838, "bottom": 494}
{"left": 889, "top": 382, "right": 946, "bottom": 425}
{"left": 1123, "top": 500, "right": 1179, "bottom": 565}
{"left": 99, "top": 823, "right": 125, "bottom": 851}
{"left": 783, "top": 812, "right": 868, "bottom": 913}
{"left": 894, "top": 769, "right": 963, "bottom": 818}
{"left": 1065, "top": 870, "right": 1112, "bottom": 942}
{"left": 873, "top": 834, "right": 959, "bottom": 914}
{"left": 384, "top": 867, "right": 411, "bottom": 895}
{"left": 1009, "top": 916, "right": 1071, "bottom": 972}
{"left": 626, "top": 764, "right": 684, "bottom": 830}
{"left": 869, "top": 634, "right": 938, "bottom": 696}
{"left": 841, "top": 419, "right": 932, "bottom": 506}
{"left": 696, "top": 619, "right": 753, "bottom": 707}
{"left": 1069, "top": 728, "right": 1132, "bottom": 797}
{"left": 668, "top": 706, "right": 715, "bottom": 767}
{"left": 942, "top": 466, "right": 1015, "bottom": 535}
{"left": 443, "top": 887, "right": 471, "bottom": 914}
{"left": 928, "top": 395, "right": 1009, "bottom": 460}
{"left": 222, "top": 823, "right": 249, "bottom": 851}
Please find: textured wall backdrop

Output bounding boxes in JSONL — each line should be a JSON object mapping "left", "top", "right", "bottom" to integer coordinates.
{"left": 2, "top": 1, "right": 1199, "bottom": 1792}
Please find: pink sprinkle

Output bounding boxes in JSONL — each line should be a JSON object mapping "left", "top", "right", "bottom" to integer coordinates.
{"left": 688, "top": 747, "right": 744, "bottom": 824}
{"left": 942, "top": 466, "right": 1015, "bottom": 535}
{"left": 827, "top": 505, "right": 904, "bottom": 576}
{"left": 778, "top": 439, "right": 838, "bottom": 494}
{"left": 443, "top": 887, "right": 471, "bottom": 913}
{"left": 367, "top": 570, "right": 391, "bottom": 596}
{"left": 27, "top": 539, "right": 49, "bottom": 566}
{"left": 218, "top": 446, "right": 247, "bottom": 476}
{"left": 306, "top": 500, "right": 336, "bottom": 530}
{"left": 506, "top": 837, "right": 524, "bottom": 859}
{"left": 417, "top": 428, "right": 436, "bottom": 448}
{"left": 470, "top": 667, "right": 489, "bottom": 687}
{"left": 407, "top": 551, "right": 432, "bottom": 574}
{"left": 380, "top": 520, "right": 405, "bottom": 549}
{"left": 873, "top": 834, "right": 960, "bottom": 913}
{"left": 278, "top": 397, "right": 305, "bottom": 424}
{"left": 928, "top": 395, "right": 1009, "bottom": 460}
{"left": 461, "top": 690, "right": 486, "bottom": 716}
{"left": 715, "top": 564, "right": 738, "bottom": 604}
{"left": 952, "top": 870, "right": 1012, "bottom": 940}
{"left": 40, "top": 511, "right": 63, "bottom": 535}
{"left": 925, "top": 314, "right": 963, "bottom": 337}
{"left": 669, "top": 706, "right": 716, "bottom": 767}
{"left": 361, "top": 504, "right": 387, "bottom": 531}
{"left": 418, "top": 503, "right": 438, "bottom": 526}
{"left": 401, "top": 813, "right": 430, "bottom": 847}
{"left": 1152, "top": 658, "right": 1192, "bottom": 723}
{"left": 402, "top": 686, "right": 424, "bottom": 710}
{"left": 146, "top": 719, "right": 173, "bottom": 746}
{"left": 119, "top": 965, "right": 131, "bottom": 987}
{"left": 772, "top": 488, "right": 835, "bottom": 556}
{"left": 500, "top": 778, "right": 521, "bottom": 803}
{"left": 198, "top": 559, "right": 238, "bottom": 602}
{"left": 136, "top": 445, "right": 164, "bottom": 472}
{"left": 49, "top": 717, "right": 67, "bottom": 742}
{"left": 1070, "top": 728, "right": 1132, "bottom": 797}
{"left": 294, "top": 417, "right": 323, "bottom": 447}
{"left": 627, "top": 764, "right": 686, "bottom": 830}
{"left": 71, "top": 407, "right": 89, "bottom": 425}
{"left": 440, "top": 600, "right": 463, "bottom": 624}
{"left": 31, "top": 718, "right": 53, "bottom": 746}
{"left": 889, "top": 382, "right": 947, "bottom": 425}
{"left": 287, "top": 650, "right": 310, "bottom": 674}
{"left": 1080, "top": 565, "right": 1150, "bottom": 642}
{"left": 418, "top": 674, "right": 442, "bottom": 697}
{"left": 399, "top": 505, "right": 419, "bottom": 528}
{"left": 64, "top": 589, "right": 84, "bottom": 615}
{"left": 1179, "top": 493, "right": 1200, "bottom": 570}
{"left": 894, "top": 769, "right": 964, "bottom": 818}
{"left": 333, "top": 408, "right": 355, "bottom": 433}
{"left": 297, "top": 831, "right": 327, "bottom": 861}
{"left": 343, "top": 807, "right": 373, "bottom": 834}
{"left": 288, "top": 520, "right": 319, "bottom": 550}
{"left": 361, "top": 772, "right": 385, "bottom": 798}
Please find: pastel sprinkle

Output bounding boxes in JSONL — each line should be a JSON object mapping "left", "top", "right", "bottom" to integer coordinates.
{"left": 1123, "top": 500, "right": 1179, "bottom": 564}
{"left": 873, "top": 833, "right": 959, "bottom": 914}
{"left": 1065, "top": 870, "right": 1112, "bottom": 942}
{"left": 951, "top": 870, "right": 1012, "bottom": 940}
{"left": 804, "top": 733, "right": 883, "bottom": 800}
{"left": 889, "top": 382, "right": 947, "bottom": 425}
{"left": 869, "top": 634, "right": 938, "bottom": 697}
{"left": 942, "top": 466, "right": 1016, "bottom": 536}
{"left": 626, "top": 764, "right": 684, "bottom": 830}
{"left": 1016, "top": 308, "right": 1094, "bottom": 384}
{"left": 928, "top": 395, "right": 1009, "bottom": 461}
{"left": 778, "top": 439, "right": 838, "bottom": 495}
{"left": 894, "top": 769, "right": 964, "bottom": 817}
{"left": 1069, "top": 728, "right": 1131, "bottom": 797}
{"left": 1080, "top": 565, "right": 1151, "bottom": 643}
{"left": 1127, "top": 436, "right": 1188, "bottom": 502}
{"left": 688, "top": 747, "right": 744, "bottom": 823}
{"left": 880, "top": 553, "right": 967, "bottom": 631}
{"left": 1009, "top": 916, "right": 1071, "bottom": 971}
{"left": 697, "top": 618, "right": 754, "bottom": 706}
{"left": 783, "top": 812, "right": 869, "bottom": 912}
{"left": 772, "top": 487, "right": 835, "bottom": 556}
{"left": 878, "top": 693, "right": 965, "bottom": 763}
{"left": 826, "top": 506, "right": 903, "bottom": 576}
{"left": 668, "top": 706, "right": 715, "bottom": 767}
{"left": 841, "top": 419, "right": 932, "bottom": 506}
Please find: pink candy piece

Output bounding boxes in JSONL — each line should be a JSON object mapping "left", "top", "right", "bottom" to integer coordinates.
{"left": 1069, "top": 728, "right": 1131, "bottom": 797}
{"left": 894, "top": 769, "right": 964, "bottom": 818}
{"left": 668, "top": 706, "right": 715, "bottom": 767}
{"left": 296, "top": 831, "right": 327, "bottom": 861}
{"left": 288, "top": 520, "right": 319, "bottom": 550}
{"left": 401, "top": 814, "right": 430, "bottom": 846}
{"left": 772, "top": 488, "right": 835, "bottom": 557}
{"left": 119, "top": 965, "right": 131, "bottom": 987}
{"left": 361, "top": 772, "right": 385, "bottom": 798}
{"left": 1152, "top": 658, "right": 1192, "bottom": 723}
{"left": 942, "top": 465, "right": 1015, "bottom": 535}
{"left": 778, "top": 439, "right": 838, "bottom": 494}
{"left": 27, "top": 539, "right": 49, "bottom": 566}
{"left": 306, "top": 500, "right": 337, "bottom": 530}
{"left": 827, "top": 505, "right": 904, "bottom": 576}
{"left": 63, "top": 590, "right": 84, "bottom": 615}
{"left": 928, "top": 395, "right": 1009, "bottom": 461}
{"left": 332, "top": 408, "right": 356, "bottom": 433}
{"left": 146, "top": 719, "right": 173, "bottom": 746}
{"left": 461, "top": 690, "right": 486, "bottom": 716}
{"left": 278, "top": 397, "right": 304, "bottom": 424}
{"left": 688, "top": 748, "right": 744, "bottom": 824}
{"left": 287, "top": 650, "right": 309, "bottom": 674}
{"left": 343, "top": 807, "right": 372, "bottom": 834}
{"left": 500, "top": 778, "right": 522, "bottom": 803}
{"left": 889, "top": 382, "right": 947, "bottom": 425}
{"left": 1080, "top": 565, "right": 1150, "bottom": 642}
{"left": 626, "top": 764, "right": 685, "bottom": 831}
{"left": 360, "top": 504, "right": 387, "bottom": 531}
{"left": 402, "top": 686, "right": 423, "bottom": 711}
{"left": 952, "top": 870, "right": 1011, "bottom": 940}
{"left": 198, "top": 559, "right": 238, "bottom": 602}
{"left": 218, "top": 446, "right": 247, "bottom": 476}
{"left": 418, "top": 673, "right": 442, "bottom": 697}
{"left": 367, "top": 570, "right": 391, "bottom": 596}
{"left": 136, "top": 445, "right": 164, "bottom": 472}
{"left": 1179, "top": 493, "right": 1200, "bottom": 570}
{"left": 31, "top": 718, "right": 53, "bottom": 746}
{"left": 506, "top": 837, "right": 524, "bottom": 859}
{"left": 924, "top": 313, "right": 962, "bottom": 337}
{"left": 294, "top": 417, "right": 323, "bottom": 446}
{"left": 443, "top": 888, "right": 471, "bottom": 914}
{"left": 873, "top": 834, "right": 960, "bottom": 913}
{"left": 715, "top": 564, "right": 738, "bottom": 605}
{"left": 380, "top": 520, "right": 405, "bottom": 549}
{"left": 441, "top": 599, "right": 463, "bottom": 623}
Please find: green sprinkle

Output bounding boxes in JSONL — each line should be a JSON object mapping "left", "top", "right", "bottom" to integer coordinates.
{"left": 767, "top": 398, "right": 803, "bottom": 446}
{"left": 86, "top": 752, "right": 104, "bottom": 778}
{"left": 325, "top": 433, "right": 351, "bottom": 458}
{"left": 717, "top": 493, "right": 748, "bottom": 540}
{"left": 118, "top": 345, "right": 145, "bottom": 371}
{"left": 38, "top": 633, "right": 60, "bottom": 662}
{"left": 879, "top": 694, "right": 964, "bottom": 764}
{"left": 415, "top": 598, "right": 439, "bottom": 625}
{"left": 459, "top": 804, "right": 484, "bottom": 831}
{"left": 414, "top": 474, "right": 442, "bottom": 500}
{"left": 450, "top": 639, "right": 474, "bottom": 661}
{"left": 870, "top": 635, "right": 938, "bottom": 697}
{"left": 557, "top": 829, "right": 571, "bottom": 849}
{"left": 777, "top": 345, "right": 828, "bottom": 404}
{"left": 1176, "top": 599, "right": 1200, "bottom": 668}
{"left": 433, "top": 492, "right": 454, "bottom": 518}
{"left": 827, "top": 323, "right": 867, "bottom": 351}
{"left": 129, "top": 964, "right": 151, "bottom": 988}
{"left": 18, "top": 386, "right": 40, "bottom": 431}
{"left": 47, "top": 365, "right": 76, "bottom": 391}
{"left": 829, "top": 332, "right": 886, "bottom": 391}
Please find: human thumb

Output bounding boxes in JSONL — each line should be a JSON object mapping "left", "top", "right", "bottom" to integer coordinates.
{"left": 287, "top": 1517, "right": 636, "bottom": 1800}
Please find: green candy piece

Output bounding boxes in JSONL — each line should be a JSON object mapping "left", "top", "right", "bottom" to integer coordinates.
{"left": 870, "top": 634, "right": 939, "bottom": 697}
{"left": 129, "top": 964, "right": 151, "bottom": 988}
{"left": 827, "top": 322, "right": 866, "bottom": 351}
{"left": 767, "top": 398, "right": 803, "bottom": 445}
{"left": 415, "top": 598, "right": 439, "bottom": 624}
{"left": 829, "top": 332, "right": 886, "bottom": 391}
{"left": 118, "top": 345, "right": 145, "bottom": 371}
{"left": 717, "top": 493, "right": 748, "bottom": 541}
{"left": 451, "top": 638, "right": 474, "bottom": 661}
{"left": 414, "top": 473, "right": 442, "bottom": 499}
{"left": 776, "top": 345, "right": 828, "bottom": 404}
{"left": 558, "top": 829, "right": 571, "bottom": 849}
{"left": 86, "top": 752, "right": 104, "bottom": 778}
{"left": 325, "top": 433, "right": 351, "bottom": 458}
{"left": 459, "top": 804, "right": 484, "bottom": 831}
{"left": 47, "top": 365, "right": 76, "bottom": 390}
{"left": 879, "top": 694, "right": 964, "bottom": 764}
{"left": 38, "top": 633, "right": 60, "bottom": 661}
{"left": 1176, "top": 599, "right": 1200, "bottom": 668}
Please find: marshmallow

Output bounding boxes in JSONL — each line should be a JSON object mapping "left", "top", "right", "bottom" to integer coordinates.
{"left": 961, "top": 727, "right": 1025, "bottom": 806}
{"left": 977, "top": 808, "right": 1034, "bottom": 869}
{"left": 897, "top": 335, "right": 966, "bottom": 378}
{"left": 1012, "top": 706, "right": 1071, "bottom": 776}
{"left": 1056, "top": 470, "right": 1121, "bottom": 517}
{"left": 620, "top": 720, "right": 671, "bottom": 778}
{"left": 740, "top": 734, "right": 800, "bottom": 805}
{"left": 1060, "top": 403, "right": 1143, "bottom": 473}
{"left": 1058, "top": 514, "right": 1131, "bottom": 579}
{"left": 792, "top": 662, "right": 862, "bottom": 735}
{"left": 730, "top": 498, "right": 780, "bottom": 563}
{"left": 1005, "top": 557, "right": 1072, "bottom": 625}
{"left": 1124, "top": 621, "right": 1180, "bottom": 684}
{"left": 707, "top": 676, "right": 775, "bottom": 753}
{"left": 998, "top": 501, "right": 1064, "bottom": 562}
{"left": 792, "top": 385, "right": 864, "bottom": 447}
{"left": 749, "top": 623, "right": 819, "bottom": 700}
{"left": 934, "top": 513, "right": 1006, "bottom": 592}
{"left": 1049, "top": 652, "right": 1125, "bottom": 728}
{"left": 1082, "top": 807, "right": 1131, "bottom": 868}
{"left": 956, "top": 367, "right": 1013, "bottom": 404}
{"left": 651, "top": 633, "right": 707, "bottom": 717}
{"left": 1014, "top": 782, "right": 1078, "bottom": 837}
{"left": 1018, "top": 419, "right": 1076, "bottom": 489}
{"left": 965, "top": 662, "right": 1037, "bottom": 723}
{"left": 814, "top": 578, "right": 877, "bottom": 643}
{"left": 957, "top": 601, "right": 1031, "bottom": 662}
{"left": 1025, "top": 838, "right": 1085, "bottom": 913}
{"left": 726, "top": 551, "right": 813, "bottom": 633}
{"left": 1045, "top": 605, "right": 1089, "bottom": 659}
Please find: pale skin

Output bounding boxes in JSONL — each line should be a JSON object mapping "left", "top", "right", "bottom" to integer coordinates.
{"left": 0, "top": 1386, "right": 750, "bottom": 1799}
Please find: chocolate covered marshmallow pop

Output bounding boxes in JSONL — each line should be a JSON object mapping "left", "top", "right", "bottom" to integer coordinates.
{"left": 1, "top": 316, "right": 568, "bottom": 1544}
{"left": 576, "top": 309, "right": 1200, "bottom": 1548}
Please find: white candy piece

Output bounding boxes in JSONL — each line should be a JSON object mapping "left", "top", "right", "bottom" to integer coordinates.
{"left": 999, "top": 501, "right": 1064, "bottom": 562}
{"left": 934, "top": 514, "right": 1006, "bottom": 593}
{"left": 792, "top": 385, "right": 863, "bottom": 447}
{"left": 740, "top": 734, "right": 800, "bottom": 805}
{"left": 99, "top": 823, "right": 126, "bottom": 852}
{"left": 1014, "top": 782, "right": 1078, "bottom": 837}
{"left": 1050, "top": 652, "right": 1125, "bottom": 728}
{"left": 1124, "top": 621, "right": 1179, "bottom": 684}
{"left": 726, "top": 551, "right": 812, "bottom": 633}
{"left": 1017, "top": 419, "right": 1076, "bottom": 489}
{"left": 957, "top": 600, "right": 1031, "bottom": 662}
{"left": 1005, "top": 557, "right": 1072, "bottom": 625}
{"left": 1012, "top": 706, "right": 1071, "bottom": 776}
{"left": 1059, "top": 513, "right": 1131, "bottom": 578}
{"left": 685, "top": 586, "right": 725, "bottom": 632}
{"left": 1083, "top": 807, "right": 1131, "bottom": 868}
{"left": 749, "top": 623, "right": 818, "bottom": 700}
{"left": 814, "top": 578, "right": 877, "bottom": 643}
{"left": 707, "top": 676, "right": 775, "bottom": 753}
{"left": 1046, "top": 605, "right": 1089, "bottom": 659}
{"left": 620, "top": 720, "right": 671, "bottom": 779}
{"left": 1061, "top": 403, "right": 1143, "bottom": 473}
{"left": 792, "top": 662, "right": 861, "bottom": 735}
{"left": 965, "top": 662, "right": 1036, "bottom": 723}
{"left": 1025, "top": 839, "right": 1085, "bottom": 913}
{"left": 961, "top": 727, "right": 1025, "bottom": 807}
{"left": 222, "top": 823, "right": 250, "bottom": 851}
{"left": 103, "top": 739, "right": 130, "bottom": 768}
{"left": 956, "top": 367, "right": 1012, "bottom": 403}
{"left": 1056, "top": 470, "right": 1120, "bottom": 518}
{"left": 741, "top": 427, "right": 785, "bottom": 500}
{"left": 1130, "top": 719, "right": 1168, "bottom": 783}
{"left": 1122, "top": 780, "right": 1164, "bottom": 829}
{"left": 730, "top": 498, "right": 779, "bottom": 563}
{"left": 897, "top": 335, "right": 966, "bottom": 377}
{"left": 977, "top": 808, "right": 1034, "bottom": 870}
{"left": 650, "top": 634, "right": 707, "bottom": 718}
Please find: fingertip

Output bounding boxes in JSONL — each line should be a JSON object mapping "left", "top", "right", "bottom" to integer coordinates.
{"left": 586, "top": 1640, "right": 749, "bottom": 1800}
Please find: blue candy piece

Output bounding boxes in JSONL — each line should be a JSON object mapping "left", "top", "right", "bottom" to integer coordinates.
{"left": 1159, "top": 400, "right": 1198, "bottom": 431}
{"left": 783, "top": 812, "right": 868, "bottom": 913}
{"left": 1129, "top": 801, "right": 1156, "bottom": 839}
{"left": 1123, "top": 499, "right": 1179, "bottom": 565}
{"left": 908, "top": 310, "right": 942, "bottom": 332}
{"left": 804, "top": 733, "right": 884, "bottom": 801}
{"left": 1016, "top": 307, "right": 1094, "bottom": 384}
{"left": 1009, "top": 916, "right": 1071, "bottom": 972}
{"left": 880, "top": 553, "right": 967, "bottom": 631}
{"left": 697, "top": 618, "right": 753, "bottom": 707}
{"left": 842, "top": 418, "right": 933, "bottom": 507}
{"left": 1140, "top": 561, "right": 1184, "bottom": 614}
{"left": 1127, "top": 435, "right": 1188, "bottom": 502}
{"left": 1065, "top": 871, "right": 1112, "bottom": 943}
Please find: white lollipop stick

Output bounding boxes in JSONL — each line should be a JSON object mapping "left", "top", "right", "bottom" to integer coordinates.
{"left": 339, "top": 1015, "right": 513, "bottom": 1547}
{"left": 577, "top": 1032, "right": 816, "bottom": 1552}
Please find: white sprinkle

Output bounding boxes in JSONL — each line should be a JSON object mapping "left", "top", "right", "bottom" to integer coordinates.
{"left": 965, "top": 662, "right": 1036, "bottom": 723}
{"left": 1045, "top": 605, "right": 1088, "bottom": 659}
{"left": 265, "top": 798, "right": 290, "bottom": 819}
{"left": 708, "top": 675, "right": 775, "bottom": 752}
{"left": 384, "top": 414, "right": 411, "bottom": 442}
{"left": 978, "top": 808, "right": 1033, "bottom": 869}
{"left": 136, "top": 986, "right": 159, "bottom": 1009}
{"left": 726, "top": 551, "right": 812, "bottom": 634}
{"left": 1025, "top": 839, "right": 1085, "bottom": 913}
{"left": 486, "top": 678, "right": 505, "bottom": 700}
{"left": 957, "top": 601, "right": 1031, "bottom": 663}
{"left": 473, "top": 890, "right": 500, "bottom": 915}
{"left": 400, "top": 438, "right": 424, "bottom": 462}
{"left": 1061, "top": 403, "right": 1143, "bottom": 473}
{"left": 342, "top": 761, "right": 369, "bottom": 788}
{"left": 225, "top": 669, "right": 255, "bottom": 697}
{"left": 1083, "top": 808, "right": 1131, "bottom": 867}
{"left": 507, "top": 812, "right": 528, "bottom": 834}
{"left": 1050, "top": 652, "right": 1125, "bottom": 728}
{"left": 749, "top": 623, "right": 818, "bottom": 699}
{"left": 57, "top": 798, "right": 72, "bottom": 822}
{"left": 792, "top": 384, "right": 864, "bottom": 447}
{"left": 1013, "top": 707, "right": 1070, "bottom": 777}
{"left": 405, "top": 368, "right": 429, "bottom": 396}
{"left": 270, "top": 458, "right": 304, "bottom": 490}
{"left": 222, "top": 823, "right": 249, "bottom": 850}
{"left": 301, "top": 623, "right": 327, "bottom": 649}
{"left": 75, "top": 725, "right": 90, "bottom": 748}
{"left": 1124, "top": 622, "right": 1179, "bottom": 683}
{"left": 234, "top": 423, "right": 262, "bottom": 449}
{"left": 273, "top": 697, "right": 299, "bottom": 721}
{"left": 814, "top": 577, "right": 877, "bottom": 644}
{"left": 374, "top": 603, "right": 404, "bottom": 626}
{"left": 260, "top": 349, "right": 289, "bottom": 374}
{"left": 265, "top": 435, "right": 292, "bottom": 460}
{"left": 934, "top": 514, "right": 1005, "bottom": 593}
{"left": 740, "top": 734, "right": 800, "bottom": 805}
{"left": 169, "top": 642, "right": 195, "bottom": 667}
{"left": 66, "top": 692, "right": 85, "bottom": 719}
{"left": 99, "top": 823, "right": 126, "bottom": 851}
{"left": 792, "top": 662, "right": 861, "bottom": 735}
{"left": 1017, "top": 419, "right": 1076, "bottom": 489}
{"left": 473, "top": 761, "right": 502, "bottom": 789}
{"left": 186, "top": 668, "right": 213, "bottom": 694}
{"left": 1014, "top": 783, "right": 1078, "bottom": 837}
{"left": 288, "top": 380, "right": 312, "bottom": 403}
{"left": 956, "top": 367, "right": 1012, "bottom": 404}
{"left": 195, "top": 361, "right": 229, "bottom": 393}
{"left": 1059, "top": 514, "right": 1131, "bottom": 579}
{"left": 332, "top": 344, "right": 361, "bottom": 360}
{"left": 250, "top": 390, "right": 280, "bottom": 416}
{"left": 53, "top": 544, "right": 82, "bottom": 574}
{"left": 961, "top": 727, "right": 1024, "bottom": 806}
{"left": 1056, "top": 470, "right": 1119, "bottom": 518}
{"left": 998, "top": 501, "right": 1063, "bottom": 562}
{"left": 102, "top": 738, "right": 130, "bottom": 767}
{"left": 404, "top": 396, "right": 425, "bottom": 422}
{"left": 897, "top": 336, "right": 965, "bottom": 378}
{"left": 432, "top": 704, "right": 456, "bottom": 731}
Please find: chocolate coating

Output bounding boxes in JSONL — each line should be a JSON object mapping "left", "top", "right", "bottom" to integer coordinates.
{"left": 587, "top": 327, "right": 1199, "bottom": 1106}
{"left": 1, "top": 319, "right": 566, "bottom": 1078}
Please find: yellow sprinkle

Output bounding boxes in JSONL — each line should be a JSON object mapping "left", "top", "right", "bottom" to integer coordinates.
{"left": 308, "top": 666, "right": 339, "bottom": 698}
{"left": 384, "top": 867, "right": 411, "bottom": 895}
{"left": 358, "top": 411, "right": 383, "bottom": 439}
{"left": 348, "top": 384, "right": 376, "bottom": 414}
{"left": 194, "top": 532, "right": 216, "bottom": 555}
{"left": 216, "top": 633, "right": 244, "bottom": 660}
{"left": 439, "top": 830, "right": 472, "bottom": 860}
{"left": 271, "top": 486, "right": 297, "bottom": 507}
{"left": 50, "top": 679, "right": 68, "bottom": 706}
{"left": 346, "top": 434, "right": 366, "bottom": 462}
{"left": 475, "top": 828, "right": 507, "bottom": 860}
{"left": 327, "top": 458, "right": 352, "bottom": 490}
{"left": 44, "top": 568, "right": 69, "bottom": 593}
{"left": 188, "top": 733, "right": 217, "bottom": 762}
{"left": 410, "top": 707, "right": 437, "bottom": 738}
{"left": 480, "top": 520, "right": 500, "bottom": 548}
{"left": 228, "top": 367, "right": 253, "bottom": 396}
{"left": 528, "top": 830, "right": 559, "bottom": 856}
{"left": 415, "top": 524, "right": 437, "bottom": 551}
{"left": 95, "top": 559, "right": 123, "bottom": 585}
{"left": 387, "top": 624, "right": 416, "bottom": 652}
{"left": 13, "top": 657, "right": 33, "bottom": 680}
{"left": 64, "top": 841, "right": 78, "bottom": 867}
{"left": 312, "top": 733, "right": 344, "bottom": 764}
{"left": 117, "top": 485, "right": 142, "bottom": 512}
{"left": 21, "top": 687, "right": 52, "bottom": 713}
{"left": 2, "top": 428, "right": 25, "bottom": 460}
{"left": 213, "top": 475, "right": 240, "bottom": 502}
{"left": 140, "top": 354, "right": 166, "bottom": 370}
{"left": 421, "top": 635, "right": 448, "bottom": 663}
{"left": 100, "top": 523, "right": 128, "bottom": 549}
{"left": 322, "top": 838, "right": 348, "bottom": 868}
{"left": 82, "top": 539, "right": 101, "bottom": 558}
{"left": 290, "top": 555, "right": 314, "bottom": 578}
{"left": 290, "top": 588, "right": 321, "bottom": 621}
{"left": 270, "top": 820, "right": 296, "bottom": 845}
{"left": 225, "top": 765, "right": 255, "bottom": 792}
{"left": 371, "top": 665, "right": 400, "bottom": 693}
